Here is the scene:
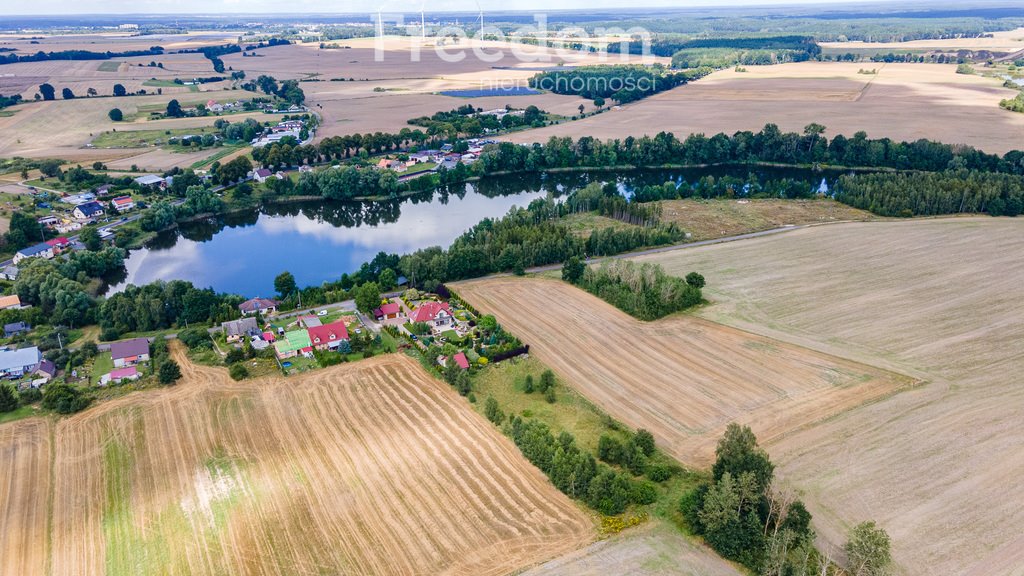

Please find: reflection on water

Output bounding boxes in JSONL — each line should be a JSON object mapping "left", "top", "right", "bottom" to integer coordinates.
{"left": 107, "top": 166, "right": 839, "bottom": 297}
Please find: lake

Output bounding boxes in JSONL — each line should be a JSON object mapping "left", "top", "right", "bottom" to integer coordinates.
{"left": 107, "top": 166, "right": 841, "bottom": 297}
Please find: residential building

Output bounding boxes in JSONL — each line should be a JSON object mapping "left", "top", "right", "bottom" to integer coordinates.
{"left": 307, "top": 321, "right": 349, "bottom": 351}
{"left": 411, "top": 301, "right": 453, "bottom": 328}
{"left": 452, "top": 352, "right": 470, "bottom": 370}
{"left": 13, "top": 242, "right": 54, "bottom": 264}
{"left": 110, "top": 338, "right": 150, "bottom": 368}
{"left": 37, "top": 215, "right": 60, "bottom": 228}
{"left": 0, "top": 346, "right": 41, "bottom": 378}
{"left": 239, "top": 297, "right": 278, "bottom": 316}
{"left": 112, "top": 196, "right": 135, "bottom": 212}
{"left": 4, "top": 322, "right": 30, "bottom": 337}
{"left": 376, "top": 159, "right": 406, "bottom": 172}
{"left": 253, "top": 168, "right": 274, "bottom": 183}
{"left": 373, "top": 302, "right": 402, "bottom": 321}
{"left": 72, "top": 201, "right": 105, "bottom": 221}
{"left": 0, "top": 265, "right": 19, "bottom": 281}
{"left": 35, "top": 359, "right": 56, "bottom": 382}
{"left": 0, "top": 295, "right": 23, "bottom": 310}
{"left": 222, "top": 317, "right": 259, "bottom": 343}
{"left": 95, "top": 184, "right": 114, "bottom": 196}
{"left": 100, "top": 366, "right": 140, "bottom": 386}
{"left": 46, "top": 236, "right": 71, "bottom": 253}
{"left": 299, "top": 315, "right": 321, "bottom": 328}
{"left": 274, "top": 329, "right": 312, "bottom": 359}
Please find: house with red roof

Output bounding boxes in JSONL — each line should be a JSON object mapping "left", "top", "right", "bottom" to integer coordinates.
{"left": 45, "top": 236, "right": 71, "bottom": 254}
{"left": 112, "top": 195, "right": 135, "bottom": 213}
{"left": 100, "top": 366, "right": 140, "bottom": 386}
{"left": 452, "top": 352, "right": 470, "bottom": 370}
{"left": 307, "top": 321, "right": 349, "bottom": 351}
{"left": 411, "top": 301, "right": 453, "bottom": 328}
{"left": 239, "top": 297, "right": 278, "bottom": 316}
{"left": 373, "top": 302, "right": 403, "bottom": 321}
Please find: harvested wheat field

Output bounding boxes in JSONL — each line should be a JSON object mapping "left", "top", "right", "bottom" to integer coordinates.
{"left": 1, "top": 346, "right": 593, "bottom": 576}
{"left": 634, "top": 217, "right": 1024, "bottom": 576}
{"left": 658, "top": 198, "right": 875, "bottom": 241}
{"left": 504, "top": 61, "right": 1024, "bottom": 154}
{"left": 455, "top": 277, "right": 909, "bottom": 466}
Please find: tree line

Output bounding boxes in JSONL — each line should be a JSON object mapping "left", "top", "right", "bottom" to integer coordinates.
{"left": 563, "top": 259, "right": 704, "bottom": 320}
{"left": 0, "top": 46, "right": 164, "bottom": 65}
{"left": 836, "top": 170, "right": 1024, "bottom": 217}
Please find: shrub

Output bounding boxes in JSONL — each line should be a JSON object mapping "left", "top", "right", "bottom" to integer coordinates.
{"left": 523, "top": 374, "right": 534, "bottom": 393}
{"left": 229, "top": 363, "right": 249, "bottom": 380}
{"left": 646, "top": 464, "right": 674, "bottom": 482}
{"left": 485, "top": 396, "right": 504, "bottom": 425}
{"left": 224, "top": 348, "right": 245, "bottom": 364}
{"left": 178, "top": 327, "right": 211, "bottom": 349}
{"left": 634, "top": 429, "right": 656, "bottom": 456}
{"left": 544, "top": 387, "right": 556, "bottom": 403}
{"left": 631, "top": 480, "right": 659, "bottom": 505}
{"left": 597, "top": 434, "right": 624, "bottom": 464}
{"left": 42, "top": 383, "right": 91, "bottom": 414}
{"left": 0, "top": 384, "right": 17, "bottom": 412}
{"left": 108, "top": 108, "right": 123, "bottom": 121}
{"left": 159, "top": 360, "right": 182, "bottom": 384}
{"left": 19, "top": 387, "right": 42, "bottom": 405}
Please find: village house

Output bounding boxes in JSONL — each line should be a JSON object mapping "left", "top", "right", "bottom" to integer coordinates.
{"left": 95, "top": 184, "right": 114, "bottom": 196}
{"left": 112, "top": 196, "right": 135, "bottom": 212}
{"left": 376, "top": 158, "right": 406, "bottom": 172}
{"left": 307, "top": 321, "right": 349, "bottom": 351}
{"left": 373, "top": 302, "right": 403, "bottom": 322}
{"left": 13, "top": 242, "right": 54, "bottom": 264}
{"left": 72, "top": 201, "right": 105, "bottom": 221}
{"left": 222, "top": 317, "right": 260, "bottom": 343}
{"left": 110, "top": 338, "right": 150, "bottom": 368}
{"left": 253, "top": 168, "right": 274, "bottom": 183}
{"left": 0, "top": 346, "right": 41, "bottom": 378}
{"left": 239, "top": 297, "right": 278, "bottom": 316}
{"left": 100, "top": 366, "right": 140, "bottom": 386}
{"left": 298, "top": 164, "right": 313, "bottom": 173}
{"left": 46, "top": 237, "right": 71, "bottom": 253}
{"left": 1, "top": 265, "right": 19, "bottom": 281}
{"left": 299, "top": 315, "right": 322, "bottom": 328}
{"left": 4, "top": 322, "right": 30, "bottom": 338}
{"left": 36, "top": 215, "right": 60, "bottom": 229}
{"left": 35, "top": 359, "right": 56, "bottom": 383}
{"left": 0, "top": 295, "right": 22, "bottom": 311}
{"left": 411, "top": 301, "right": 454, "bottom": 330}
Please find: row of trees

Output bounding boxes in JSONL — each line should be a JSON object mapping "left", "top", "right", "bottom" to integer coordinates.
{"left": 407, "top": 104, "right": 546, "bottom": 137}
{"left": 0, "top": 46, "right": 163, "bottom": 65}
{"left": 564, "top": 259, "right": 704, "bottom": 320}
{"left": 475, "top": 125, "right": 1024, "bottom": 176}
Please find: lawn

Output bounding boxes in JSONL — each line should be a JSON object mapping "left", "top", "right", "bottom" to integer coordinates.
{"left": 401, "top": 161, "right": 437, "bottom": 176}
{"left": 0, "top": 404, "right": 41, "bottom": 425}
{"left": 143, "top": 79, "right": 199, "bottom": 92}
{"left": 91, "top": 351, "right": 114, "bottom": 385}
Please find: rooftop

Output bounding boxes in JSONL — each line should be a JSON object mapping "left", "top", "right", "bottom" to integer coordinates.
{"left": 110, "top": 337, "right": 150, "bottom": 360}
{"left": 0, "top": 346, "right": 41, "bottom": 372}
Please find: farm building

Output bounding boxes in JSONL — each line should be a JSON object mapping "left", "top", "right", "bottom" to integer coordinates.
{"left": 307, "top": 321, "right": 349, "bottom": 351}
{"left": 222, "top": 317, "right": 259, "bottom": 343}
{"left": 134, "top": 174, "right": 165, "bottom": 188}
{"left": 110, "top": 338, "right": 150, "bottom": 368}
{"left": 72, "top": 201, "right": 105, "bottom": 221}
{"left": 239, "top": 297, "right": 278, "bottom": 316}
{"left": 0, "top": 265, "right": 18, "bottom": 281}
{"left": 0, "top": 346, "right": 42, "bottom": 378}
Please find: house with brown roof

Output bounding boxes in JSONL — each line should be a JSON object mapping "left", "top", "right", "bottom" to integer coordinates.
{"left": 239, "top": 297, "right": 278, "bottom": 316}
{"left": 307, "top": 321, "right": 349, "bottom": 351}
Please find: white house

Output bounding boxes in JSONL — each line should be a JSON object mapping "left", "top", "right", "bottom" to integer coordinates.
{"left": 0, "top": 346, "right": 41, "bottom": 378}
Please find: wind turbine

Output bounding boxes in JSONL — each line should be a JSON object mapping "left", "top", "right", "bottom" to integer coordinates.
{"left": 377, "top": 8, "right": 384, "bottom": 38}
{"left": 420, "top": 0, "right": 427, "bottom": 39}
{"left": 474, "top": 0, "right": 484, "bottom": 36}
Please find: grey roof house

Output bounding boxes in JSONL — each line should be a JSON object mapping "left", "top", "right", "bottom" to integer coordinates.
{"left": 4, "top": 322, "right": 30, "bottom": 337}
{"left": 110, "top": 338, "right": 151, "bottom": 368}
{"left": 0, "top": 346, "right": 42, "bottom": 378}
{"left": 222, "top": 317, "right": 259, "bottom": 342}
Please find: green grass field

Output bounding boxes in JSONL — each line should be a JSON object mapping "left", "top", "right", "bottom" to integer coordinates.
{"left": 97, "top": 61, "right": 123, "bottom": 72}
{"left": 91, "top": 352, "right": 114, "bottom": 385}
{"left": 143, "top": 79, "right": 199, "bottom": 92}
{"left": 0, "top": 404, "right": 41, "bottom": 425}
{"left": 91, "top": 126, "right": 221, "bottom": 148}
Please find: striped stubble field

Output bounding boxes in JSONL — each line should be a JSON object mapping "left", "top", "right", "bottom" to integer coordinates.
{"left": 0, "top": 345, "right": 592, "bottom": 576}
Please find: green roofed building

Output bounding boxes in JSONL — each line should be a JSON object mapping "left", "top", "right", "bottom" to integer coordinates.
{"left": 274, "top": 329, "right": 312, "bottom": 359}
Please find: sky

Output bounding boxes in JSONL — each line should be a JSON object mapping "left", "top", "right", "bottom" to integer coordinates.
{"left": 5, "top": 0, "right": 895, "bottom": 17}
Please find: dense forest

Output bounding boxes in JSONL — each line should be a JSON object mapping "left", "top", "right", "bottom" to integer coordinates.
{"left": 566, "top": 259, "right": 704, "bottom": 320}
{"left": 529, "top": 65, "right": 703, "bottom": 104}
{"left": 836, "top": 170, "right": 1024, "bottom": 217}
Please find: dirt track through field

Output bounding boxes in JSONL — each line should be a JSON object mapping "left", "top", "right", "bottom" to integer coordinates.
{"left": 1, "top": 345, "right": 593, "bottom": 575}
{"left": 633, "top": 217, "right": 1024, "bottom": 576}
{"left": 455, "top": 277, "right": 910, "bottom": 466}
